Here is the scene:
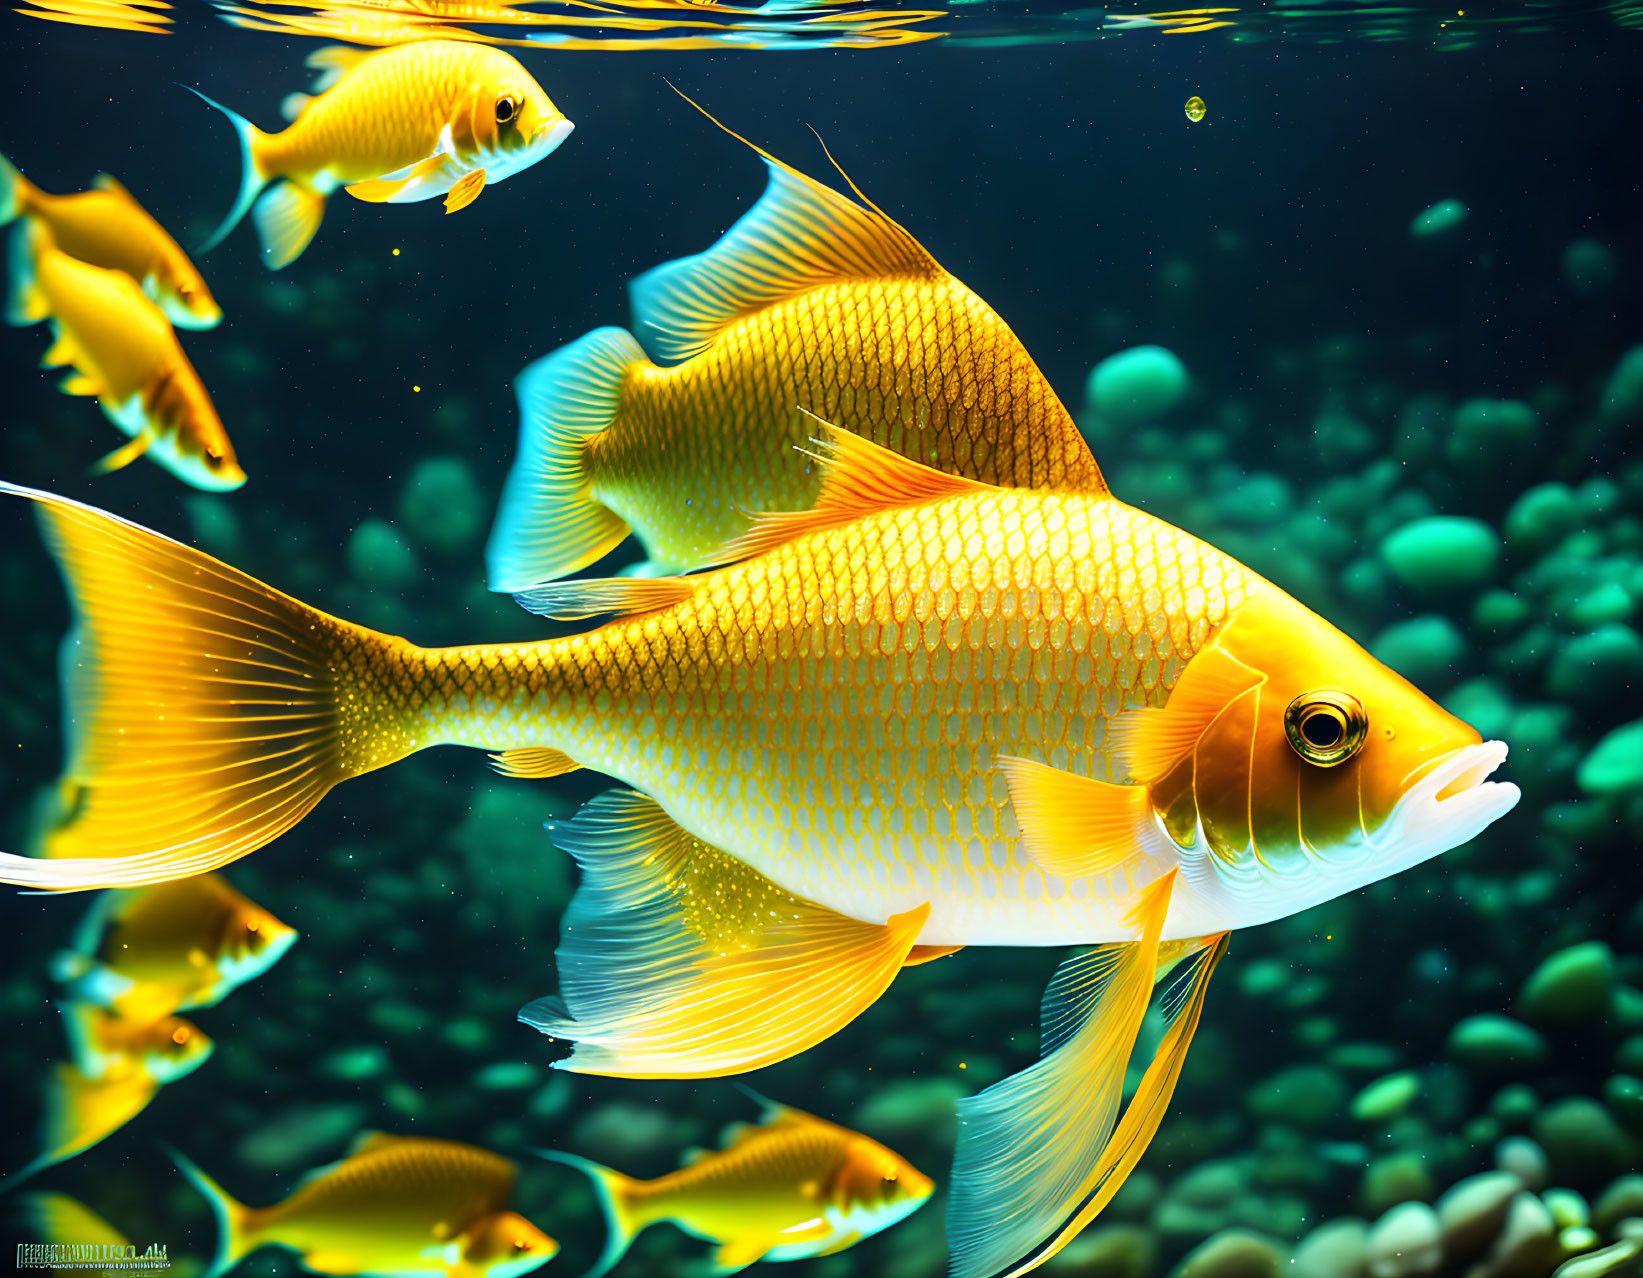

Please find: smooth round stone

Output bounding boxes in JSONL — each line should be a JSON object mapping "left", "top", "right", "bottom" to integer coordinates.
{"left": 1604, "top": 1075, "right": 1643, "bottom": 1130}
{"left": 1381, "top": 517, "right": 1500, "bottom": 591}
{"left": 1578, "top": 721, "right": 1643, "bottom": 796}
{"left": 1547, "top": 625, "right": 1643, "bottom": 701}
{"left": 1214, "top": 473, "right": 1295, "bottom": 527}
{"left": 1570, "top": 582, "right": 1636, "bottom": 629}
{"left": 236, "top": 1101, "right": 367, "bottom": 1171}
{"left": 1474, "top": 589, "right": 1533, "bottom": 637}
{"left": 569, "top": 1100, "right": 676, "bottom": 1164}
{"left": 1370, "top": 616, "right": 1468, "bottom": 685}
{"left": 1554, "top": 1239, "right": 1643, "bottom": 1278}
{"left": 1366, "top": 1202, "right": 1442, "bottom": 1278}
{"left": 1435, "top": 1170, "right": 1522, "bottom": 1263}
{"left": 1477, "top": 1193, "right": 1558, "bottom": 1276}
{"left": 1563, "top": 238, "right": 1619, "bottom": 295}
{"left": 1495, "top": 1135, "right": 1550, "bottom": 1190}
{"left": 1171, "top": 1230, "right": 1287, "bottom": 1278}
{"left": 1352, "top": 1072, "right": 1421, "bottom": 1123}
{"left": 1449, "top": 1015, "right": 1550, "bottom": 1072}
{"left": 1249, "top": 1065, "right": 1347, "bottom": 1129}
{"left": 1604, "top": 345, "right": 1643, "bottom": 419}
{"left": 1504, "top": 483, "right": 1581, "bottom": 552}
{"left": 1292, "top": 1218, "right": 1370, "bottom": 1278}
{"left": 1362, "top": 1153, "right": 1433, "bottom": 1216}
{"left": 316, "top": 1044, "right": 390, "bottom": 1081}
{"left": 1519, "top": 942, "right": 1616, "bottom": 1024}
{"left": 852, "top": 1076, "right": 965, "bottom": 1147}
{"left": 1449, "top": 398, "right": 1539, "bottom": 463}
{"left": 1620, "top": 1037, "right": 1643, "bottom": 1075}
{"left": 1444, "top": 679, "right": 1514, "bottom": 742}
{"left": 1043, "top": 1223, "right": 1155, "bottom": 1277}
{"left": 346, "top": 518, "right": 420, "bottom": 590}
{"left": 1534, "top": 1099, "right": 1633, "bottom": 1177}
{"left": 473, "top": 1061, "right": 540, "bottom": 1091}
{"left": 1594, "top": 1175, "right": 1643, "bottom": 1233}
{"left": 1410, "top": 198, "right": 1469, "bottom": 238}
{"left": 1173, "top": 1160, "right": 1246, "bottom": 1209}
{"left": 397, "top": 456, "right": 487, "bottom": 555}
{"left": 1085, "top": 345, "right": 1190, "bottom": 420}
{"left": 1545, "top": 1188, "right": 1592, "bottom": 1230}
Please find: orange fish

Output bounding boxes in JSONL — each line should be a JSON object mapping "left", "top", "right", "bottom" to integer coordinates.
{"left": 189, "top": 41, "right": 573, "bottom": 268}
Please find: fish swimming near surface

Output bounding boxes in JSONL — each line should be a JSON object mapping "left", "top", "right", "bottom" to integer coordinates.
{"left": 188, "top": 41, "right": 574, "bottom": 269}
{"left": 170, "top": 1132, "right": 559, "bottom": 1278}
{"left": 4, "top": 221, "right": 244, "bottom": 490}
{"left": 2, "top": 1005, "right": 212, "bottom": 1189}
{"left": 0, "top": 151, "right": 222, "bottom": 328}
{"left": 0, "top": 421, "right": 1519, "bottom": 1274}
{"left": 486, "top": 104, "right": 1104, "bottom": 589}
{"left": 52, "top": 874, "right": 297, "bottom": 1022}
{"left": 541, "top": 1091, "right": 932, "bottom": 1277}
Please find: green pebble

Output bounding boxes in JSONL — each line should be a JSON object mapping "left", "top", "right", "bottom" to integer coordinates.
{"left": 1448, "top": 1014, "right": 1549, "bottom": 1070}
{"left": 1450, "top": 398, "right": 1539, "bottom": 463}
{"left": 397, "top": 456, "right": 487, "bottom": 556}
{"left": 1085, "top": 345, "right": 1190, "bottom": 420}
{"left": 1172, "top": 1160, "right": 1246, "bottom": 1208}
{"left": 1170, "top": 1229, "right": 1286, "bottom": 1278}
{"left": 1578, "top": 720, "right": 1643, "bottom": 796}
{"left": 1533, "top": 1098, "right": 1634, "bottom": 1177}
{"left": 1604, "top": 345, "right": 1643, "bottom": 421}
{"left": 1520, "top": 941, "right": 1616, "bottom": 1024}
{"left": 317, "top": 1044, "right": 390, "bottom": 1081}
{"left": 1370, "top": 615, "right": 1467, "bottom": 685}
{"left": 1554, "top": 1239, "right": 1643, "bottom": 1278}
{"left": 1445, "top": 678, "right": 1515, "bottom": 741}
{"left": 384, "top": 1081, "right": 426, "bottom": 1119}
{"left": 1381, "top": 516, "right": 1500, "bottom": 590}
{"left": 1043, "top": 1223, "right": 1155, "bottom": 1277}
{"left": 852, "top": 1077, "right": 966, "bottom": 1147}
{"left": 1545, "top": 1188, "right": 1592, "bottom": 1229}
{"left": 473, "top": 1061, "right": 540, "bottom": 1091}
{"left": 1473, "top": 589, "right": 1533, "bottom": 638}
{"left": 1329, "top": 1042, "right": 1402, "bottom": 1074}
{"left": 1593, "top": 1175, "right": 1643, "bottom": 1233}
{"left": 1248, "top": 1065, "right": 1347, "bottom": 1130}
{"left": 1604, "top": 1075, "right": 1643, "bottom": 1131}
{"left": 1351, "top": 1071, "right": 1421, "bottom": 1123}
{"left": 1563, "top": 238, "right": 1618, "bottom": 295}
{"left": 1238, "top": 958, "right": 1290, "bottom": 998}
{"left": 1571, "top": 582, "right": 1636, "bottom": 628}
{"left": 441, "top": 1017, "right": 493, "bottom": 1053}
{"left": 346, "top": 518, "right": 419, "bottom": 591}
{"left": 1360, "top": 1151, "right": 1432, "bottom": 1215}
{"left": 1215, "top": 473, "right": 1295, "bottom": 527}
{"left": 1618, "top": 1036, "right": 1643, "bottom": 1076}
{"left": 1411, "top": 197, "right": 1469, "bottom": 237}
{"left": 1546, "top": 625, "right": 1643, "bottom": 701}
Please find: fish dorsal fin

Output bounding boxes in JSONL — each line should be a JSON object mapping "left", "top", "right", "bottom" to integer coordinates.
{"left": 306, "top": 44, "right": 372, "bottom": 94}
{"left": 680, "top": 1145, "right": 712, "bottom": 1166}
{"left": 488, "top": 747, "right": 581, "bottom": 779}
{"left": 91, "top": 174, "right": 134, "bottom": 201}
{"left": 715, "top": 419, "right": 989, "bottom": 565}
{"left": 348, "top": 1130, "right": 400, "bottom": 1157}
{"left": 294, "top": 1157, "right": 347, "bottom": 1189}
{"left": 512, "top": 575, "right": 695, "bottom": 622}
{"left": 628, "top": 91, "right": 941, "bottom": 366}
{"left": 1107, "top": 646, "right": 1267, "bottom": 784}
{"left": 280, "top": 92, "right": 314, "bottom": 124}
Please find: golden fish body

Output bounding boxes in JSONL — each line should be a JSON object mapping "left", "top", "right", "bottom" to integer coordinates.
{"left": 53, "top": 874, "right": 297, "bottom": 1021}
{"left": 192, "top": 41, "right": 573, "bottom": 268}
{"left": 5, "top": 224, "right": 243, "bottom": 489}
{"left": 0, "top": 153, "right": 220, "bottom": 328}
{"left": 552, "top": 1097, "right": 932, "bottom": 1275}
{"left": 488, "top": 119, "right": 1102, "bottom": 588}
{"left": 173, "top": 1134, "right": 559, "bottom": 1278}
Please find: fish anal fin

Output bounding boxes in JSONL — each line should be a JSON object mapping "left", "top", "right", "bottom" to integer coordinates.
{"left": 519, "top": 790, "right": 928, "bottom": 1077}
{"left": 443, "top": 168, "right": 485, "bottom": 214}
{"left": 90, "top": 432, "right": 154, "bottom": 475}
{"left": 489, "top": 747, "right": 580, "bottom": 779}
{"left": 948, "top": 874, "right": 1225, "bottom": 1278}
{"left": 41, "top": 333, "right": 79, "bottom": 368}
{"left": 513, "top": 575, "right": 694, "bottom": 623}
{"left": 904, "top": 943, "right": 964, "bottom": 966}
{"left": 252, "top": 181, "right": 326, "bottom": 270}
{"left": 59, "top": 372, "right": 102, "bottom": 396}
{"left": 1108, "top": 647, "right": 1265, "bottom": 784}
{"left": 630, "top": 91, "right": 939, "bottom": 365}
{"left": 715, "top": 420, "right": 988, "bottom": 565}
{"left": 998, "top": 756, "right": 1168, "bottom": 880}
{"left": 713, "top": 1236, "right": 777, "bottom": 1274}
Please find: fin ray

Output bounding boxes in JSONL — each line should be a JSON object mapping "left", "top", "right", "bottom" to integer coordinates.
{"left": 252, "top": 181, "right": 325, "bottom": 270}
{"left": 513, "top": 575, "right": 694, "bottom": 622}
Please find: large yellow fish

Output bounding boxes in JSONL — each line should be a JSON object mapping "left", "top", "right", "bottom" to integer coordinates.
{"left": 2, "top": 1007, "right": 212, "bottom": 1188}
{"left": 0, "top": 151, "right": 221, "bottom": 329}
{"left": 52, "top": 874, "right": 297, "bottom": 1022}
{"left": 487, "top": 114, "right": 1104, "bottom": 588}
{"left": 0, "top": 424, "right": 1518, "bottom": 1274}
{"left": 543, "top": 1092, "right": 932, "bottom": 1276}
{"left": 5, "top": 222, "right": 244, "bottom": 490}
{"left": 170, "top": 1133, "right": 559, "bottom": 1278}
{"left": 189, "top": 41, "right": 574, "bottom": 269}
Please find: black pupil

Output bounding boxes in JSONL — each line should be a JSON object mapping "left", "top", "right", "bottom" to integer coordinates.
{"left": 497, "top": 99, "right": 515, "bottom": 123}
{"left": 1301, "top": 711, "right": 1344, "bottom": 749}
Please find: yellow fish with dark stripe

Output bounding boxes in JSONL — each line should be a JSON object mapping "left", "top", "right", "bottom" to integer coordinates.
{"left": 0, "top": 151, "right": 221, "bottom": 328}
{"left": 5, "top": 221, "right": 243, "bottom": 490}
{"left": 0, "top": 419, "right": 1516, "bottom": 1274}
{"left": 487, "top": 108, "right": 1103, "bottom": 588}
{"left": 542, "top": 1092, "right": 931, "bottom": 1276}
{"left": 189, "top": 41, "right": 573, "bottom": 269}
{"left": 171, "top": 1133, "right": 558, "bottom": 1278}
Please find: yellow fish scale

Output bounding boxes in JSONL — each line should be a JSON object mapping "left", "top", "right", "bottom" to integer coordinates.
{"left": 263, "top": 44, "right": 507, "bottom": 183}
{"left": 358, "top": 489, "right": 1251, "bottom": 946}
{"left": 593, "top": 274, "right": 1102, "bottom": 567}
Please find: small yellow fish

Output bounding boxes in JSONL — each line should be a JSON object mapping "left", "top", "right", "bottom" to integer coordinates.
{"left": 189, "top": 41, "right": 574, "bottom": 269}
{"left": 2, "top": 1008, "right": 212, "bottom": 1189}
{"left": 4, "top": 222, "right": 244, "bottom": 490}
{"left": 543, "top": 1093, "right": 932, "bottom": 1276}
{"left": 487, "top": 105, "right": 1104, "bottom": 588}
{"left": 1184, "top": 95, "right": 1207, "bottom": 122}
{"left": 51, "top": 874, "right": 297, "bottom": 1022}
{"left": 0, "top": 151, "right": 221, "bottom": 329}
{"left": 171, "top": 1133, "right": 559, "bottom": 1278}
{"left": 17, "top": 1192, "right": 134, "bottom": 1276}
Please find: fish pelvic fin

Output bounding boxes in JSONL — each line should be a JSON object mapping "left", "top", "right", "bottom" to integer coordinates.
{"left": 167, "top": 1146, "right": 256, "bottom": 1278}
{"left": 633, "top": 89, "right": 941, "bottom": 365}
{"left": 252, "top": 181, "right": 325, "bottom": 270}
{"left": 0, "top": 149, "right": 40, "bottom": 225}
{"left": 487, "top": 327, "right": 648, "bottom": 592}
{"left": 0, "top": 481, "right": 423, "bottom": 891}
{"left": 533, "top": 1151, "right": 643, "bottom": 1278}
{"left": 948, "top": 881, "right": 1227, "bottom": 1278}
{"left": 714, "top": 418, "right": 989, "bottom": 565}
{"left": 519, "top": 789, "right": 927, "bottom": 1077}
{"left": 182, "top": 85, "right": 272, "bottom": 257}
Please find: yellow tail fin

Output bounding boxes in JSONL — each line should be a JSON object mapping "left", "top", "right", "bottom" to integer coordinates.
{"left": 168, "top": 1147, "right": 257, "bottom": 1278}
{"left": 0, "top": 482, "right": 417, "bottom": 890}
{"left": 533, "top": 1152, "right": 643, "bottom": 1278}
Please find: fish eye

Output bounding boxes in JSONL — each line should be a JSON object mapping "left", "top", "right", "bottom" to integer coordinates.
{"left": 1284, "top": 690, "right": 1368, "bottom": 767}
{"left": 496, "top": 95, "right": 519, "bottom": 125}
{"left": 172, "top": 1026, "right": 191, "bottom": 1044}
{"left": 513, "top": 1240, "right": 529, "bottom": 1252}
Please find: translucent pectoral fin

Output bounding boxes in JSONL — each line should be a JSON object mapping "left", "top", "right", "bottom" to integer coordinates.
{"left": 947, "top": 873, "right": 1224, "bottom": 1278}
{"left": 90, "top": 431, "right": 154, "bottom": 476}
{"left": 997, "top": 756, "right": 1172, "bottom": 880}
{"left": 1107, "top": 647, "right": 1265, "bottom": 784}
{"left": 520, "top": 789, "right": 928, "bottom": 1078}
{"left": 346, "top": 155, "right": 444, "bottom": 205}
{"left": 443, "top": 168, "right": 486, "bottom": 213}
{"left": 488, "top": 747, "right": 580, "bottom": 779}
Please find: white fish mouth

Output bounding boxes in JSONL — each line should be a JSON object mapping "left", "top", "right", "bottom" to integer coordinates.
{"left": 1368, "top": 739, "right": 1521, "bottom": 875}
{"left": 533, "top": 116, "right": 575, "bottom": 155}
